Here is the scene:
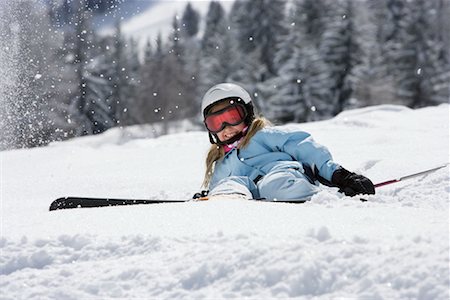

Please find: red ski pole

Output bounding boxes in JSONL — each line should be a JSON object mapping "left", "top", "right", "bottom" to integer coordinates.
{"left": 374, "top": 163, "right": 449, "bottom": 188}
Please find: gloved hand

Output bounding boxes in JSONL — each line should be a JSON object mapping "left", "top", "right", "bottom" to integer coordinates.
{"left": 331, "top": 168, "right": 375, "bottom": 196}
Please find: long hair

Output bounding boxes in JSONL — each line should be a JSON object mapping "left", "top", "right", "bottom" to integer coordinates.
{"left": 202, "top": 117, "right": 271, "bottom": 188}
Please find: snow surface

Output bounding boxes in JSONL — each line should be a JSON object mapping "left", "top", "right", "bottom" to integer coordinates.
{"left": 1, "top": 104, "right": 449, "bottom": 299}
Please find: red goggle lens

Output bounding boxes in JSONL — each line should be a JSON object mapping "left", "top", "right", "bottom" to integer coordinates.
{"left": 204, "top": 105, "right": 247, "bottom": 133}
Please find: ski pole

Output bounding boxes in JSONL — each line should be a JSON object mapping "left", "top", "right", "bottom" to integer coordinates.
{"left": 374, "top": 163, "right": 448, "bottom": 188}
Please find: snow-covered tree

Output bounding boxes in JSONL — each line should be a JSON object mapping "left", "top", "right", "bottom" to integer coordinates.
{"left": 389, "top": 0, "right": 450, "bottom": 107}
{"left": 231, "top": 0, "right": 287, "bottom": 79}
{"left": 199, "top": 1, "right": 234, "bottom": 95}
{"left": 181, "top": 2, "right": 200, "bottom": 38}
{"left": 225, "top": 0, "right": 274, "bottom": 112}
{"left": 201, "top": 1, "right": 226, "bottom": 54}
{"left": 319, "top": 0, "right": 365, "bottom": 115}
{"left": 120, "top": 37, "right": 141, "bottom": 125}
{"left": 180, "top": 3, "right": 201, "bottom": 116}
{"left": 94, "top": 21, "right": 141, "bottom": 127}
{"left": 435, "top": 0, "right": 450, "bottom": 64}
{"left": 46, "top": 0, "right": 135, "bottom": 136}
{"left": 135, "top": 39, "right": 156, "bottom": 124}
{"left": 138, "top": 25, "right": 196, "bottom": 132}
{"left": 295, "top": 0, "right": 330, "bottom": 48}
{"left": 168, "top": 15, "right": 184, "bottom": 64}
{"left": 62, "top": 2, "right": 115, "bottom": 135}
{"left": 4, "top": 0, "right": 450, "bottom": 150}
{"left": 264, "top": 48, "right": 334, "bottom": 123}
{"left": 263, "top": 2, "right": 334, "bottom": 123}
{"left": 376, "top": 0, "right": 407, "bottom": 80}
{"left": 345, "top": 0, "right": 387, "bottom": 107}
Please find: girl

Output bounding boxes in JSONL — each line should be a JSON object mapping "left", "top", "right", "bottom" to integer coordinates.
{"left": 200, "top": 83, "right": 375, "bottom": 201}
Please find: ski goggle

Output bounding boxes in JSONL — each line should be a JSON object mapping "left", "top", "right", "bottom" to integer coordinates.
{"left": 204, "top": 104, "right": 247, "bottom": 133}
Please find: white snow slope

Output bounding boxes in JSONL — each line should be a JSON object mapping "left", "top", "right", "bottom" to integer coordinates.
{"left": 118, "top": 0, "right": 234, "bottom": 48}
{"left": 1, "top": 104, "right": 449, "bottom": 299}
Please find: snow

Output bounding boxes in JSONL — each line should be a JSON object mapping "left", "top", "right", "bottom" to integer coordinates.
{"left": 115, "top": 0, "right": 234, "bottom": 47}
{"left": 1, "top": 104, "right": 449, "bottom": 299}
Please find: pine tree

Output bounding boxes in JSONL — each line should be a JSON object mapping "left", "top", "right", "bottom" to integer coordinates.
{"left": 436, "top": 0, "right": 450, "bottom": 64}
{"left": 264, "top": 2, "right": 333, "bottom": 123}
{"left": 199, "top": 1, "right": 231, "bottom": 94}
{"left": 232, "top": 0, "right": 287, "bottom": 79}
{"left": 155, "top": 32, "right": 164, "bottom": 61}
{"left": 381, "top": 0, "right": 407, "bottom": 80}
{"left": 181, "top": 2, "right": 200, "bottom": 38}
{"left": 121, "top": 37, "right": 141, "bottom": 125}
{"left": 180, "top": 3, "right": 201, "bottom": 117}
{"left": 168, "top": 15, "right": 184, "bottom": 63}
{"left": 201, "top": 1, "right": 226, "bottom": 54}
{"left": 346, "top": 0, "right": 385, "bottom": 107}
{"left": 105, "top": 20, "right": 140, "bottom": 127}
{"left": 296, "top": 0, "right": 329, "bottom": 48}
{"left": 142, "top": 26, "right": 196, "bottom": 132}
{"left": 391, "top": 0, "right": 450, "bottom": 107}
{"left": 145, "top": 32, "right": 168, "bottom": 125}
{"left": 265, "top": 47, "right": 334, "bottom": 123}
{"left": 108, "top": 20, "right": 126, "bottom": 127}
{"left": 135, "top": 39, "right": 156, "bottom": 124}
{"left": 226, "top": 0, "right": 285, "bottom": 112}
{"left": 319, "top": 0, "right": 364, "bottom": 115}
{"left": 60, "top": 0, "right": 116, "bottom": 135}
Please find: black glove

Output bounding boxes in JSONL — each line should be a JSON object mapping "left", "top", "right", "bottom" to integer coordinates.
{"left": 331, "top": 168, "right": 375, "bottom": 196}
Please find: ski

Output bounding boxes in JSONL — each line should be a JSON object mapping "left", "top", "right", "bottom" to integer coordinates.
{"left": 49, "top": 197, "right": 189, "bottom": 211}
{"left": 49, "top": 196, "right": 310, "bottom": 211}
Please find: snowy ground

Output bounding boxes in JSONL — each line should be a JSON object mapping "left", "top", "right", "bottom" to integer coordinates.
{"left": 1, "top": 104, "right": 449, "bottom": 299}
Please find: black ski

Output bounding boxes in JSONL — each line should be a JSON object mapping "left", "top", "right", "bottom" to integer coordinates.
{"left": 49, "top": 196, "right": 314, "bottom": 211}
{"left": 49, "top": 197, "right": 188, "bottom": 211}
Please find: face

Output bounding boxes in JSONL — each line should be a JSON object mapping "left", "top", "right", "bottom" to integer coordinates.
{"left": 209, "top": 101, "right": 246, "bottom": 142}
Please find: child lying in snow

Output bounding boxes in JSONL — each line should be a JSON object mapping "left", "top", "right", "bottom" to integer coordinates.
{"left": 198, "top": 83, "right": 375, "bottom": 201}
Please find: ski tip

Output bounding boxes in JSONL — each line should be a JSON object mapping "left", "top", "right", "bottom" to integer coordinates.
{"left": 49, "top": 197, "right": 71, "bottom": 211}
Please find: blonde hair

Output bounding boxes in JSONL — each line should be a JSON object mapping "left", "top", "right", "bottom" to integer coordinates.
{"left": 202, "top": 117, "right": 271, "bottom": 188}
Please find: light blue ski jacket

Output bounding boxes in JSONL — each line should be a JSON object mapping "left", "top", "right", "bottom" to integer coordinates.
{"left": 209, "top": 127, "right": 340, "bottom": 197}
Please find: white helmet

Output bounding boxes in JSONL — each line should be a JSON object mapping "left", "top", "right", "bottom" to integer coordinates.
{"left": 201, "top": 83, "right": 252, "bottom": 116}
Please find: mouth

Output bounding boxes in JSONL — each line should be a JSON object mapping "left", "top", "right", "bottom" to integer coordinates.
{"left": 217, "top": 129, "right": 244, "bottom": 145}
{"left": 224, "top": 131, "right": 237, "bottom": 139}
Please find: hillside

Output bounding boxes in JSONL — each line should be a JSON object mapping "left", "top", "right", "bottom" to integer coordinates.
{"left": 1, "top": 104, "right": 449, "bottom": 299}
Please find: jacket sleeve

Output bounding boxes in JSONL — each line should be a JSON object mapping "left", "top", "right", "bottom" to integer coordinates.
{"left": 208, "top": 159, "right": 229, "bottom": 191}
{"left": 208, "top": 160, "right": 258, "bottom": 197}
{"left": 261, "top": 128, "right": 340, "bottom": 181}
